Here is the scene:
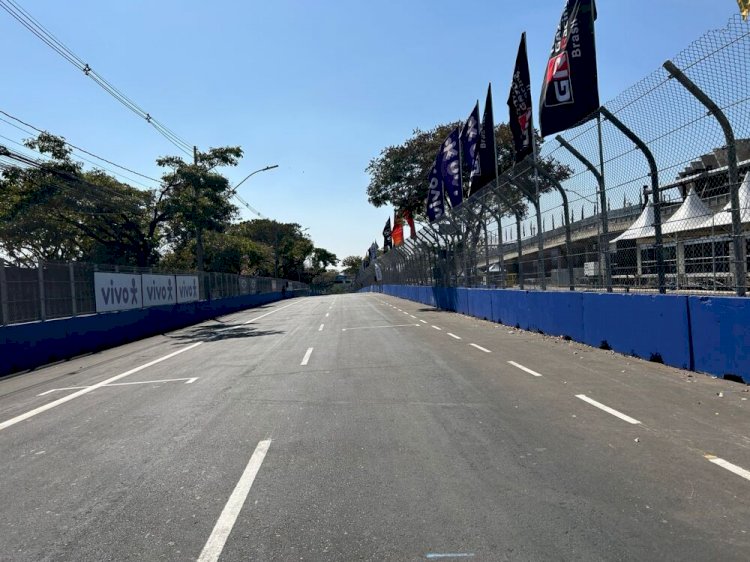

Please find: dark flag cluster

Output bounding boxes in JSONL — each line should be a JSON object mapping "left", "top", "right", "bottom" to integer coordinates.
{"left": 367, "top": 0, "right": 601, "bottom": 236}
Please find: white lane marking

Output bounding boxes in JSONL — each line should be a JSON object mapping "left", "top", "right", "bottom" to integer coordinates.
{"left": 36, "top": 377, "right": 199, "bottom": 395}
{"left": 0, "top": 342, "right": 203, "bottom": 432}
{"left": 242, "top": 300, "right": 303, "bottom": 325}
{"left": 431, "top": 325, "right": 442, "bottom": 331}
{"left": 318, "top": 324, "right": 324, "bottom": 332}
{"left": 342, "top": 324, "right": 420, "bottom": 331}
{"left": 447, "top": 333, "right": 462, "bottom": 340}
{"left": 419, "top": 319, "right": 428, "bottom": 324}
{"left": 508, "top": 361, "right": 543, "bottom": 378}
{"left": 402, "top": 311, "right": 409, "bottom": 315}
{"left": 705, "top": 455, "right": 750, "bottom": 482}
{"left": 325, "top": 312, "right": 329, "bottom": 318}
{"left": 426, "top": 554, "right": 475, "bottom": 560}
{"left": 301, "top": 347, "right": 314, "bottom": 366}
{"left": 409, "top": 314, "right": 417, "bottom": 319}
{"left": 197, "top": 440, "right": 271, "bottom": 562}
{"left": 469, "top": 343, "right": 491, "bottom": 353}
{"left": 575, "top": 394, "right": 641, "bottom": 425}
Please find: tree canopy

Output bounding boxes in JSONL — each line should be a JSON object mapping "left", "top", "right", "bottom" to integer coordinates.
{"left": 365, "top": 122, "right": 570, "bottom": 221}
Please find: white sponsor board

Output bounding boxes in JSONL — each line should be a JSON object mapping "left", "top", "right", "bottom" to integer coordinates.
{"left": 175, "top": 275, "right": 200, "bottom": 303}
{"left": 142, "top": 274, "right": 177, "bottom": 307}
{"left": 94, "top": 272, "right": 142, "bottom": 312}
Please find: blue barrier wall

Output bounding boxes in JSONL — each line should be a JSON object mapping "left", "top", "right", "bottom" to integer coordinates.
{"left": 361, "top": 285, "right": 747, "bottom": 383}
{"left": 0, "top": 291, "right": 302, "bottom": 377}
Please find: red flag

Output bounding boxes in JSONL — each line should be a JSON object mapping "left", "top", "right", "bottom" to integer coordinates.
{"left": 392, "top": 211, "right": 404, "bottom": 246}
{"left": 403, "top": 210, "right": 417, "bottom": 239}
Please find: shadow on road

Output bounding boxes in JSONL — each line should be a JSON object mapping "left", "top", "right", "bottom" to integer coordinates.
{"left": 168, "top": 324, "right": 285, "bottom": 343}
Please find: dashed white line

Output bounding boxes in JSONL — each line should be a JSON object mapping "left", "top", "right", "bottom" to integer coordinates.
{"left": 318, "top": 324, "right": 324, "bottom": 332}
{"left": 241, "top": 300, "right": 303, "bottom": 325}
{"left": 705, "top": 455, "right": 750, "bottom": 482}
{"left": 469, "top": 343, "right": 491, "bottom": 353}
{"left": 508, "top": 361, "right": 543, "bottom": 377}
{"left": 409, "top": 314, "right": 417, "bottom": 319}
{"left": 431, "top": 325, "right": 442, "bottom": 331}
{"left": 447, "top": 333, "right": 462, "bottom": 340}
{"left": 325, "top": 312, "right": 329, "bottom": 318}
{"left": 197, "top": 440, "right": 271, "bottom": 562}
{"left": 575, "top": 394, "right": 641, "bottom": 425}
{"left": 0, "top": 342, "right": 203, "bottom": 432}
{"left": 419, "top": 320, "right": 428, "bottom": 324}
{"left": 301, "top": 347, "right": 314, "bottom": 365}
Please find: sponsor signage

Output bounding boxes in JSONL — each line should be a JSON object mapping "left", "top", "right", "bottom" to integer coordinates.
{"left": 175, "top": 275, "right": 200, "bottom": 303}
{"left": 94, "top": 272, "right": 142, "bottom": 312}
{"left": 142, "top": 274, "right": 177, "bottom": 307}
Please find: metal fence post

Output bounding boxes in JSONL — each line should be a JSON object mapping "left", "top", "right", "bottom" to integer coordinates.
{"left": 69, "top": 262, "right": 78, "bottom": 316}
{"left": 555, "top": 135, "right": 612, "bottom": 292}
{"left": 531, "top": 161, "right": 575, "bottom": 290}
{"left": 509, "top": 174, "right": 546, "bottom": 290}
{"left": 37, "top": 262, "right": 46, "bottom": 322}
{"left": 663, "top": 60, "right": 746, "bottom": 296}
{"left": 599, "top": 106, "right": 666, "bottom": 294}
{"left": 0, "top": 263, "right": 8, "bottom": 325}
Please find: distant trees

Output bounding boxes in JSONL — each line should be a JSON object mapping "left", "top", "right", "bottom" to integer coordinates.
{"left": 0, "top": 133, "right": 335, "bottom": 283}
{"left": 341, "top": 255, "right": 363, "bottom": 275}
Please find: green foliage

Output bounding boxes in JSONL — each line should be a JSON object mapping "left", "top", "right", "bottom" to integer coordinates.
{"left": 341, "top": 255, "right": 363, "bottom": 275}
{"left": 365, "top": 122, "right": 570, "bottom": 221}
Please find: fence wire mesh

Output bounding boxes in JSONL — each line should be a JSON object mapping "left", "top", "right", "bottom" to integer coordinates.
{"left": 357, "top": 16, "right": 750, "bottom": 297}
{"left": 0, "top": 260, "right": 307, "bottom": 326}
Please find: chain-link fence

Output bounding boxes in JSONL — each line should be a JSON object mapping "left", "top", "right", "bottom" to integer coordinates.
{"left": 0, "top": 260, "right": 307, "bottom": 325}
{"left": 357, "top": 15, "right": 750, "bottom": 297}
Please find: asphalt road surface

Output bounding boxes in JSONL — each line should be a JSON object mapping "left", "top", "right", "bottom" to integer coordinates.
{"left": 1, "top": 293, "right": 749, "bottom": 561}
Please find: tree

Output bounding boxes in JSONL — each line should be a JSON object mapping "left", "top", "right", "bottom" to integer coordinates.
{"left": 0, "top": 133, "right": 161, "bottom": 266}
{"left": 156, "top": 146, "right": 243, "bottom": 271}
{"left": 365, "top": 122, "right": 570, "bottom": 221}
{"left": 341, "top": 255, "right": 363, "bottom": 275}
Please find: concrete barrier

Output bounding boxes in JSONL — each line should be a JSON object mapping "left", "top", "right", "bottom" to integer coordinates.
{"left": 0, "top": 291, "right": 299, "bottom": 378}
{"left": 361, "top": 285, "right": 747, "bottom": 383}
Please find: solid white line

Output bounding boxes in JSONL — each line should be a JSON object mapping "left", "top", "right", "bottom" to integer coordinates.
{"left": 37, "top": 376, "right": 200, "bottom": 395}
{"left": 419, "top": 319, "right": 428, "bottom": 324}
{"left": 705, "top": 455, "right": 750, "bottom": 482}
{"left": 469, "top": 343, "right": 491, "bottom": 353}
{"left": 301, "top": 347, "right": 314, "bottom": 366}
{"left": 318, "top": 324, "right": 324, "bottom": 332}
{"left": 431, "top": 325, "right": 442, "bottom": 331}
{"left": 0, "top": 342, "right": 203, "bottom": 432}
{"left": 508, "top": 361, "right": 543, "bottom": 378}
{"left": 575, "top": 394, "right": 641, "bottom": 425}
{"left": 242, "top": 300, "right": 303, "bottom": 325}
{"left": 197, "top": 440, "right": 271, "bottom": 562}
{"left": 447, "top": 333, "right": 462, "bottom": 340}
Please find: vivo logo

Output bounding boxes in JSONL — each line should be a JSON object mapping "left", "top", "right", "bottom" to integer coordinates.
{"left": 100, "top": 278, "right": 139, "bottom": 306}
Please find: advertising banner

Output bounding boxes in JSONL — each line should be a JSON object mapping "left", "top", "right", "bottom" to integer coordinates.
{"left": 175, "top": 275, "right": 200, "bottom": 303}
{"left": 142, "top": 274, "right": 177, "bottom": 307}
{"left": 94, "top": 272, "right": 143, "bottom": 312}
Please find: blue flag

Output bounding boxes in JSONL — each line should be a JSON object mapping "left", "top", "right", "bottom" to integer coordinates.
{"left": 426, "top": 154, "right": 445, "bottom": 223}
{"left": 461, "top": 102, "right": 480, "bottom": 176}
{"left": 441, "top": 127, "right": 463, "bottom": 208}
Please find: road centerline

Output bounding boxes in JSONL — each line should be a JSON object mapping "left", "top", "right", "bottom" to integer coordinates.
{"left": 508, "top": 361, "right": 543, "bottom": 378}
{"left": 469, "top": 343, "right": 491, "bottom": 353}
{"left": 301, "top": 347, "right": 314, "bottom": 366}
{"left": 197, "top": 440, "right": 271, "bottom": 562}
{"left": 447, "top": 333, "right": 462, "bottom": 340}
{"left": 575, "top": 394, "right": 642, "bottom": 425}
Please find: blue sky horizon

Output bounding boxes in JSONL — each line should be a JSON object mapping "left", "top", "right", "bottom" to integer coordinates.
{"left": 0, "top": 1, "right": 737, "bottom": 265}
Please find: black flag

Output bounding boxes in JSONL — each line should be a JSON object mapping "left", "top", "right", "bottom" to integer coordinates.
{"left": 470, "top": 84, "right": 498, "bottom": 195}
{"left": 539, "top": 0, "right": 599, "bottom": 137}
{"left": 382, "top": 218, "right": 392, "bottom": 250}
{"left": 508, "top": 33, "right": 534, "bottom": 163}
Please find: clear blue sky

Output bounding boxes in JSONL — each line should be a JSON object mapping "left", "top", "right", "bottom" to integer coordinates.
{"left": 0, "top": 0, "right": 736, "bottom": 263}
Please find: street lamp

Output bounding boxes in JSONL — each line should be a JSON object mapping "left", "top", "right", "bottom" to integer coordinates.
{"left": 232, "top": 164, "right": 279, "bottom": 192}
{"left": 230, "top": 164, "right": 279, "bottom": 218}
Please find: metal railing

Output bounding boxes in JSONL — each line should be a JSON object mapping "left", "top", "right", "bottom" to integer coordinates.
{"left": 357, "top": 15, "right": 750, "bottom": 297}
{"left": 0, "top": 260, "right": 307, "bottom": 326}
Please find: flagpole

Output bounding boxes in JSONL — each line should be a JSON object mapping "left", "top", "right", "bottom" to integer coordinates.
{"left": 487, "top": 84, "right": 506, "bottom": 289}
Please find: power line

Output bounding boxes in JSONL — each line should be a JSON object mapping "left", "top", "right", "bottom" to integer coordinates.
{"left": 0, "top": 109, "right": 161, "bottom": 185}
{"left": 0, "top": 0, "right": 193, "bottom": 156}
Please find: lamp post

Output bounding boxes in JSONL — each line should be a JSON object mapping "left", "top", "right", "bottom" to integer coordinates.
{"left": 232, "top": 164, "right": 279, "bottom": 192}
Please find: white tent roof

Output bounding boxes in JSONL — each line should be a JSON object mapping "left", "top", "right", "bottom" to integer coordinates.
{"left": 612, "top": 203, "right": 654, "bottom": 242}
{"left": 700, "top": 171, "right": 750, "bottom": 228}
{"left": 661, "top": 187, "right": 712, "bottom": 235}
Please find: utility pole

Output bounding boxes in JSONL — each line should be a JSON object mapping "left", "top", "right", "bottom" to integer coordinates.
{"left": 193, "top": 145, "right": 205, "bottom": 272}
